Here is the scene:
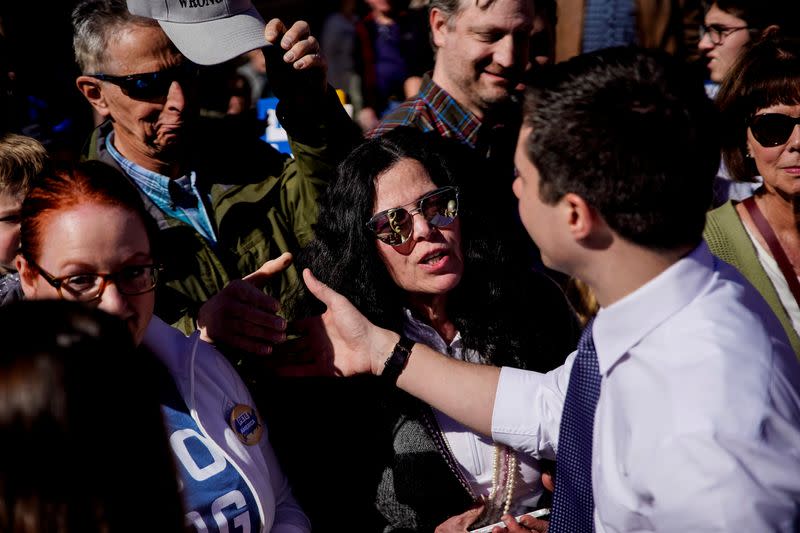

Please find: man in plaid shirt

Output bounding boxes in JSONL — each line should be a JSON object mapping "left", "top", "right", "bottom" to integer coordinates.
{"left": 371, "top": 0, "right": 538, "bottom": 153}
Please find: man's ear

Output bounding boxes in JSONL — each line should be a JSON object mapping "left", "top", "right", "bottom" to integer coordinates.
{"left": 429, "top": 7, "right": 450, "bottom": 49}
{"left": 563, "top": 192, "right": 596, "bottom": 240}
{"left": 76, "top": 76, "right": 112, "bottom": 119}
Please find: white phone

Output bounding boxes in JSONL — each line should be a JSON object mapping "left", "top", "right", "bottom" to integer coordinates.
{"left": 468, "top": 508, "right": 550, "bottom": 533}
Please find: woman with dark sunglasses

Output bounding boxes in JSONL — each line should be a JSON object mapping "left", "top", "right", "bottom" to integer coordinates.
{"left": 14, "top": 161, "right": 311, "bottom": 532}
{"left": 705, "top": 31, "right": 800, "bottom": 355}
{"left": 275, "top": 127, "right": 579, "bottom": 532}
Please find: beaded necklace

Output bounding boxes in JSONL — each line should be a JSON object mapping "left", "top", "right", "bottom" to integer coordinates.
{"left": 480, "top": 443, "right": 517, "bottom": 526}
{"left": 421, "top": 406, "right": 519, "bottom": 528}
{"left": 406, "top": 318, "right": 520, "bottom": 527}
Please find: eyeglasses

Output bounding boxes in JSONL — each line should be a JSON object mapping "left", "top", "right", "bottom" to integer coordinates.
{"left": 749, "top": 113, "right": 800, "bottom": 147}
{"left": 366, "top": 186, "right": 459, "bottom": 246}
{"left": 27, "top": 259, "right": 161, "bottom": 302}
{"left": 700, "top": 24, "right": 748, "bottom": 45}
{"left": 88, "top": 61, "right": 199, "bottom": 100}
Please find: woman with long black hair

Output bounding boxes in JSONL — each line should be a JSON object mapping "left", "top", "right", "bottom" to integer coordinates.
{"left": 282, "top": 127, "right": 578, "bottom": 532}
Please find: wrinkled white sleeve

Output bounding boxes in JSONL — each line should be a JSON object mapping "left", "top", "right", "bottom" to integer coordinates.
{"left": 491, "top": 353, "right": 575, "bottom": 460}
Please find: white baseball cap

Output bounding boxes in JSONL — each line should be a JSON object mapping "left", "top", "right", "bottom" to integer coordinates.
{"left": 127, "top": 0, "right": 269, "bottom": 65}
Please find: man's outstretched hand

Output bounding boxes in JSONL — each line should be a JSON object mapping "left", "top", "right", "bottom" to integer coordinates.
{"left": 270, "top": 268, "right": 397, "bottom": 377}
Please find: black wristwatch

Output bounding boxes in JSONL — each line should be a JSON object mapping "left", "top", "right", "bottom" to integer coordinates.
{"left": 381, "top": 335, "right": 415, "bottom": 386}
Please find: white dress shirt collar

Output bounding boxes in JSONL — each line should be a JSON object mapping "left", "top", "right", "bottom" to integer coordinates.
{"left": 593, "top": 241, "right": 712, "bottom": 375}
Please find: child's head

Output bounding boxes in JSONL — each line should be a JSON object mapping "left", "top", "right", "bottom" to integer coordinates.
{"left": 0, "top": 134, "right": 49, "bottom": 270}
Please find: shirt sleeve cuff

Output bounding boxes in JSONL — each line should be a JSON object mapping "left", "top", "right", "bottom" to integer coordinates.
{"left": 491, "top": 355, "right": 576, "bottom": 459}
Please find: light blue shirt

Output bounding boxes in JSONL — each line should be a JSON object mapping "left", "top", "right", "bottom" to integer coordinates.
{"left": 106, "top": 133, "right": 217, "bottom": 244}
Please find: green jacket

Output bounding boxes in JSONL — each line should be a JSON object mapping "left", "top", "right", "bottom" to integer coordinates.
{"left": 85, "top": 91, "right": 360, "bottom": 336}
{"left": 704, "top": 200, "right": 800, "bottom": 356}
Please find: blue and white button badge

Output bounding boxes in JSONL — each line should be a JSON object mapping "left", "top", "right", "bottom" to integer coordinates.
{"left": 229, "top": 404, "right": 263, "bottom": 446}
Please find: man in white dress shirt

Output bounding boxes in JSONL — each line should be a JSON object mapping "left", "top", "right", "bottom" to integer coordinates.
{"left": 296, "top": 47, "right": 800, "bottom": 532}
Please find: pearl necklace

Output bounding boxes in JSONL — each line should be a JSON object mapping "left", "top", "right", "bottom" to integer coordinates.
{"left": 481, "top": 444, "right": 517, "bottom": 525}
{"left": 433, "top": 417, "right": 518, "bottom": 528}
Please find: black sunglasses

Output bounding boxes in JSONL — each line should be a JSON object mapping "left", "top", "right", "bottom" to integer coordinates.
{"left": 749, "top": 113, "right": 800, "bottom": 147}
{"left": 88, "top": 61, "right": 199, "bottom": 100}
{"left": 366, "top": 186, "right": 459, "bottom": 246}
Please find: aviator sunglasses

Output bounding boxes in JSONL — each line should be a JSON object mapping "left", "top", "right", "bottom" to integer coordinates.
{"left": 88, "top": 61, "right": 199, "bottom": 100}
{"left": 749, "top": 113, "right": 800, "bottom": 147}
{"left": 366, "top": 186, "right": 459, "bottom": 246}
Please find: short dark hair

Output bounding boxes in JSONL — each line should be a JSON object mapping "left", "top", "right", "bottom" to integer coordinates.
{"left": 717, "top": 31, "right": 800, "bottom": 182}
{"left": 522, "top": 47, "right": 719, "bottom": 250}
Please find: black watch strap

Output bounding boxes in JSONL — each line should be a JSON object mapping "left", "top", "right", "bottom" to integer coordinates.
{"left": 381, "top": 335, "right": 415, "bottom": 386}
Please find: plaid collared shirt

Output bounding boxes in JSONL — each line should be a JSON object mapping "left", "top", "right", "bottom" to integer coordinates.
{"left": 106, "top": 133, "right": 217, "bottom": 244}
{"left": 369, "top": 74, "right": 483, "bottom": 150}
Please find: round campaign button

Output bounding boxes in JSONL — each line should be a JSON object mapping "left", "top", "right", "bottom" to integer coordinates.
{"left": 229, "top": 404, "right": 263, "bottom": 446}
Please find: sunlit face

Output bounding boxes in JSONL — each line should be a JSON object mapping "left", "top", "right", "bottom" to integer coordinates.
{"left": 0, "top": 192, "right": 22, "bottom": 270}
{"left": 373, "top": 158, "right": 464, "bottom": 301}
{"left": 18, "top": 204, "right": 155, "bottom": 345}
{"left": 87, "top": 24, "right": 196, "bottom": 168}
{"left": 432, "top": 0, "right": 534, "bottom": 118}
{"left": 698, "top": 4, "right": 750, "bottom": 83}
{"left": 748, "top": 103, "right": 800, "bottom": 200}
{"left": 513, "top": 126, "right": 566, "bottom": 270}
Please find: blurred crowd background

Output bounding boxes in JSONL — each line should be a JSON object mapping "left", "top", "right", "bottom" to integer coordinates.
{"left": 2, "top": 0, "right": 713, "bottom": 162}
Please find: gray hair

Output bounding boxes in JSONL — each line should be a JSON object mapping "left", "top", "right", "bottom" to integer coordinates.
{"left": 71, "top": 0, "right": 159, "bottom": 73}
{"left": 428, "top": 0, "right": 503, "bottom": 24}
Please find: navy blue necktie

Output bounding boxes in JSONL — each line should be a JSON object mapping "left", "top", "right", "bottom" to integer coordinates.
{"left": 549, "top": 318, "right": 601, "bottom": 533}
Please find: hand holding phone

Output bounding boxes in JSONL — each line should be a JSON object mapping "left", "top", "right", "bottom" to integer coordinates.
{"left": 468, "top": 508, "right": 550, "bottom": 533}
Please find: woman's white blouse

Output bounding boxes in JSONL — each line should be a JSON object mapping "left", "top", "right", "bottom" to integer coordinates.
{"left": 402, "top": 309, "right": 544, "bottom": 515}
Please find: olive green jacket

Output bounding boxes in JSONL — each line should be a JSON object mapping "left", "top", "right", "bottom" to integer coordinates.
{"left": 704, "top": 200, "right": 800, "bottom": 357}
{"left": 85, "top": 91, "right": 360, "bottom": 336}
